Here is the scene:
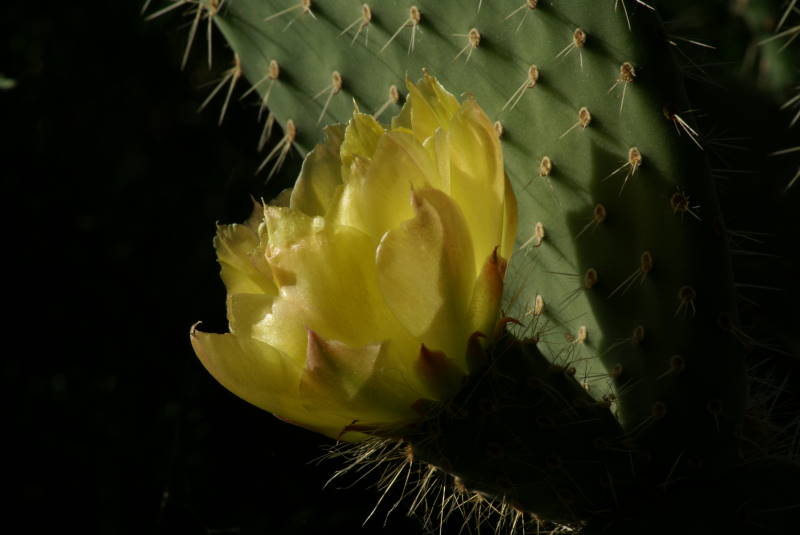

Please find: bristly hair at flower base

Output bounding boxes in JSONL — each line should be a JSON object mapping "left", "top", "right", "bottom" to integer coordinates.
{"left": 191, "top": 73, "right": 518, "bottom": 441}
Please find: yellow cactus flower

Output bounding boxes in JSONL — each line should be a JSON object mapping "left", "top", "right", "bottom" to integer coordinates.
{"left": 191, "top": 74, "right": 518, "bottom": 440}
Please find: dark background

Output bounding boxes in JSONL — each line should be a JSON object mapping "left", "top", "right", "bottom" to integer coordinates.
{"left": 3, "top": 1, "right": 798, "bottom": 534}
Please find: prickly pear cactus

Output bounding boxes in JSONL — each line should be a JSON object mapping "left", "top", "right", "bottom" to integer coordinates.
{"left": 156, "top": 0, "right": 800, "bottom": 532}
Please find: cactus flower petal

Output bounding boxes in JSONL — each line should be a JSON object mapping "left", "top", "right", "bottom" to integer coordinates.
{"left": 214, "top": 210, "right": 276, "bottom": 296}
{"left": 191, "top": 328, "right": 302, "bottom": 418}
{"left": 500, "top": 175, "right": 518, "bottom": 261}
{"left": 397, "top": 73, "right": 461, "bottom": 141}
{"left": 468, "top": 248, "right": 507, "bottom": 340}
{"left": 445, "top": 98, "right": 506, "bottom": 274}
{"left": 290, "top": 124, "right": 345, "bottom": 218}
{"left": 376, "top": 188, "right": 475, "bottom": 370}
{"left": 336, "top": 130, "right": 440, "bottom": 238}
{"left": 339, "top": 112, "right": 385, "bottom": 173}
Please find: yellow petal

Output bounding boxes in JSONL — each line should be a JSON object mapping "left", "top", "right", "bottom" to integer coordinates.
{"left": 391, "top": 92, "right": 412, "bottom": 130}
{"left": 335, "top": 130, "right": 440, "bottom": 239}
{"left": 399, "top": 73, "right": 461, "bottom": 142}
{"left": 500, "top": 174, "right": 519, "bottom": 261}
{"left": 290, "top": 124, "right": 345, "bottom": 217}
{"left": 191, "top": 327, "right": 299, "bottom": 414}
{"left": 226, "top": 292, "right": 273, "bottom": 337}
{"left": 423, "top": 127, "right": 452, "bottom": 194}
{"left": 468, "top": 248, "right": 507, "bottom": 343}
{"left": 339, "top": 112, "right": 385, "bottom": 175}
{"left": 376, "top": 188, "right": 475, "bottom": 369}
{"left": 446, "top": 98, "right": 506, "bottom": 274}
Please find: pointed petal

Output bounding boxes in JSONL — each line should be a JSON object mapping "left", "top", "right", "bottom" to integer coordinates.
{"left": 401, "top": 73, "right": 461, "bottom": 142}
{"left": 468, "top": 247, "right": 507, "bottom": 343}
{"left": 391, "top": 92, "right": 412, "bottom": 130}
{"left": 290, "top": 124, "right": 345, "bottom": 217}
{"left": 500, "top": 174, "right": 518, "bottom": 261}
{"left": 339, "top": 112, "right": 385, "bottom": 174}
{"left": 415, "top": 344, "right": 464, "bottom": 400}
{"left": 376, "top": 188, "right": 475, "bottom": 369}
